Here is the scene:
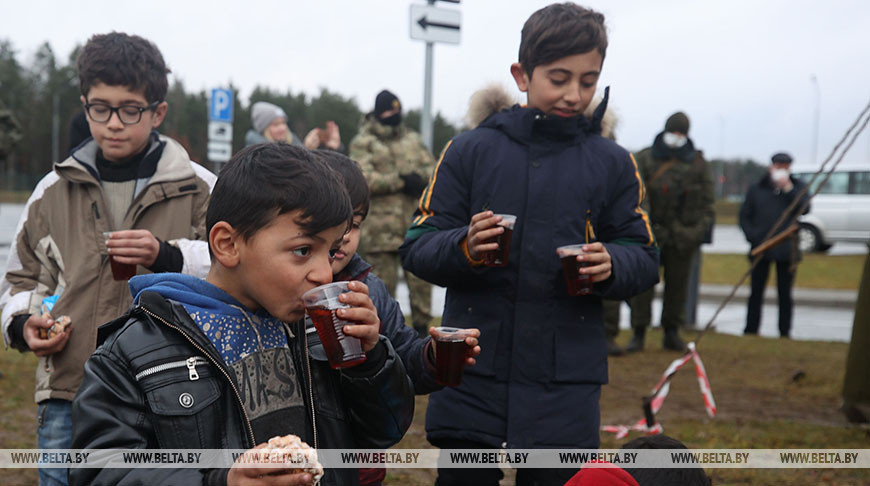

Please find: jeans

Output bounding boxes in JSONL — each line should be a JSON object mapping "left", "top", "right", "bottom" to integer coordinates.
{"left": 37, "top": 399, "right": 72, "bottom": 486}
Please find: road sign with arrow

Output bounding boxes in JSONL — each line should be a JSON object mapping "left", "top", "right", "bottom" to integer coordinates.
{"left": 409, "top": 4, "right": 461, "bottom": 44}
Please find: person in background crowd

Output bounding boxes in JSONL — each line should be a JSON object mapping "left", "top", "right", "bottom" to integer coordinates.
{"left": 739, "top": 152, "right": 809, "bottom": 338}
{"left": 349, "top": 89, "right": 435, "bottom": 338}
{"left": 244, "top": 100, "right": 343, "bottom": 152}
{"left": 626, "top": 111, "right": 714, "bottom": 353}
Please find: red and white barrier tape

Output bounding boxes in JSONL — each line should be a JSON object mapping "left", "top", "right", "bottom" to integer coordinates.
{"left": 602, "top": 342, "right": 716, "bottom": 439}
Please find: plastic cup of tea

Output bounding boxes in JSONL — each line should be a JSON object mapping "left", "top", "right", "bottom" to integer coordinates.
{"left": 484, "top": 214, "right": 517, "bottom": 267}
{"left": 103, "top": 232, "right": 137, "bottom": 281}
{"left": 431, "top": 327, "right": 475, "bottom": 386}
{"left": 302, "top": 282, "right": 366, "bottom": 369}
{"left": 556, "top": 244, "right": 593, "bottom": 296}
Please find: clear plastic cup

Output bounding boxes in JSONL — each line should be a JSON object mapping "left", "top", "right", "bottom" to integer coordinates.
{"left": 557, "top": 244, "right": 593, "bottom": 296}
{"left": 431, "top": 327, "right": 475, "bottom": 386}
{"left": 302, "top": 282, "right": 366, "bottom": 369}
{"left": 484, "top": 214, "right": 517, "bottom": 267}
{"left": 103, "top": 232, "right": 137, "bottom": 281}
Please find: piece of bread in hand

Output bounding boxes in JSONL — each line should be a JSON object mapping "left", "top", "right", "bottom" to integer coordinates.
{"left": 39, "top": 315, "right": 71, "bottom": 339}
{"left": 260, "top": 434, "right": 324, "bottom": 484}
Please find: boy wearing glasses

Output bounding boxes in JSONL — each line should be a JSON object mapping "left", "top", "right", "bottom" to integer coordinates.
{"left": 0, "top": 32, "right": 214, "bottom": 485}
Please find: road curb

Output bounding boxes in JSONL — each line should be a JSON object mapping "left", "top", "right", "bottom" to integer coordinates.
{"left": 694, "top": 284, "right": 856, "bottom": 309}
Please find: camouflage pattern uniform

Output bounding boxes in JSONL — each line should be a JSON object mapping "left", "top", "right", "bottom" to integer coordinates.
{"left": 628, "top": 134, "right": 714, "bottom": 350}
{"left": 349, "top": 115, "right": 436, "bottom": 335}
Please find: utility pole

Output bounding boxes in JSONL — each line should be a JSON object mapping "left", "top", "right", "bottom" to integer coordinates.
{"left": 410, "top": 0, "right": 461, "bottom": 151}
{"left": 421, "top": 0, "right": 435, "bottom": 151}
{"left": 810, "top": 75, "right": 820, "bottom": 166}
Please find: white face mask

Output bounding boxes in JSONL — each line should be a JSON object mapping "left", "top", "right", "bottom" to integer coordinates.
{"left": 771, "top": 168, "right": 790, "bottom": 182}
{"left": 663, "top": 132, "right": 688, "bottom": 149}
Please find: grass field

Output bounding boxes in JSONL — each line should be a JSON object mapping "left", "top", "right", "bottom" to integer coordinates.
{"left": 702, "top": 253, "right": 866, "bottom": 290}
{"left": 0, "top": 191, "right": 30, "bottom": 204}
{"left": 715, "top": 199, "right": 740, "bottom": 226}
{"left": 385, "top": 329, "right": 869, "bottom": 485}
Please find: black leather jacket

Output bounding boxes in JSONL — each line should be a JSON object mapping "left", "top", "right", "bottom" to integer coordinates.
{"left": 70, "top": 291, "right": 415, "bottom": 486}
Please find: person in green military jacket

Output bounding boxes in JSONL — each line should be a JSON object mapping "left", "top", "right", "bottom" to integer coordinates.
{"left": 626, "top": 112, "right": 714, "bottom": 352}
{"left": 349, "top": 90, "right": 435, "bottom": 337}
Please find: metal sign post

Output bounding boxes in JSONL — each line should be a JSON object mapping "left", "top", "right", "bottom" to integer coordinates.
{"left": 208, "top": 88, "right": 234, "bottom": 174}
{"left": 410, "top": 1, "right": 461, "bottom": 151}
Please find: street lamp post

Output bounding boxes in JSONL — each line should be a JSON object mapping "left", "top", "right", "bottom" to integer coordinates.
{"left": 810, "top": 75, "right": 820, "bottom": 166}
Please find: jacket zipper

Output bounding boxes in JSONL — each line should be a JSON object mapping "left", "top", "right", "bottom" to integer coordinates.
{"left": 299, "top": 321, "right": 318, "bottom": 451}
{"left": 135, "top": 356, "right": 207, "bottom": 381}
{"left": 138, "top": 305, "right": 256, "bottom": 447}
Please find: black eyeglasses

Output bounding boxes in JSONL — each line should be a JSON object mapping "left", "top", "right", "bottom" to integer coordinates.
{"left": 84, "top": 100, "right": 160, "bottom": 125}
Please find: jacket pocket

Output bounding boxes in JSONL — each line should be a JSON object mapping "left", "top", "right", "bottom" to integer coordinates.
{"left": 553, "top": 304, "right": 608, "bottom": 383}
{"left": 443, "top": 292, "right": 501, "bottom": 378}
{"left": 140, "top": 357, "right": 223, "bottom": 448}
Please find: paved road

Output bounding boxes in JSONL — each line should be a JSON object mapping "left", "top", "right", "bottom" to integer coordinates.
{"left": 704, "top": 224, "right": 866, "bottom": 256}
{"left": 394, "top": 281, "right": 856, "bottom": 343}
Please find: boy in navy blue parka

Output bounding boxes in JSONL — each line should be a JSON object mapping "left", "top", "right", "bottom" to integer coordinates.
{"left": 400, "top": 4, "right": 659, "bottom": 485}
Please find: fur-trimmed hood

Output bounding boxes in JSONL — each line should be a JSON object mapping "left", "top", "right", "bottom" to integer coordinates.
{"left": 465, "top": 84, "right": 619, "bottom": 141}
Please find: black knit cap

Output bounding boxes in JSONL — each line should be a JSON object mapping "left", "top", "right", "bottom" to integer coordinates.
{"left": 374, "top": 90, "right": 401, "bottom": 117}
{"left": 771, "top": 152, "right": 793, "bottom": 164}
{"left": 664, "top": 111, "right": 690, "bottom": 134}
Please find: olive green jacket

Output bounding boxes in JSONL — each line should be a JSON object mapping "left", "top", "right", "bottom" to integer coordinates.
{"left": 634, "top": 134, "right": 715, "bottom": 251}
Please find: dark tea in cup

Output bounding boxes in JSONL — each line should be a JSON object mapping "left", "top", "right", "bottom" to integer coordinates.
{"left": 103, "top": 232, "right": 137, "bottom": 281}
{"left": 557, "top": 244, "right": 592, "bottom": 296}
{"left": 302, "top": 282, "right": 366, "bottom": 369}
{"left": 109, "top": 257, "right": 137, "bottom": 281}
{"left": 484, "top": 214, "right": 516, "bottom": 267}
{"left": 431, "top": 327, "right": 474, "bottom": 386}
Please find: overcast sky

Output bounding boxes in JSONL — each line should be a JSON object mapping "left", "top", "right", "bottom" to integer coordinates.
{"left": 2, "top": 0, "right": 869, "bottom": 166}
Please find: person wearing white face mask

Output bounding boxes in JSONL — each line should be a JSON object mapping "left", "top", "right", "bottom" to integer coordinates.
{"left": 739, "top": 152, "right": 810, "bottom": 338}
{"left": 622, "top": 112, "right": 715, "bottom": 352}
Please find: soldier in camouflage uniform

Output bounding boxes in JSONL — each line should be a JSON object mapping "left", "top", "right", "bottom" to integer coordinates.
{"left": 626, "top": 112, "right": 714, "bottom": 352}
{"left": 349, "top": 90, "right": 435, "bottom": 337}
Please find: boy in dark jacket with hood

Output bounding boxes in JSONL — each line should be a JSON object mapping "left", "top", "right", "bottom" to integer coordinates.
{"left": 70, "top": 143, "right": 415, "bottom": 486}
{"left": 400, "top": 3, "right": 659, "bottom": 485}
{"left": 314, "top": 149, "right": 480, "bottom": 486}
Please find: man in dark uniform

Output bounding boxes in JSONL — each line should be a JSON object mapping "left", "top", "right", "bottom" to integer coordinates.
{"left": 626, "top": 112, "right": 715, "bottom": 352}
{"left": 739, "top": 152, "right": 809, "bottom": 338}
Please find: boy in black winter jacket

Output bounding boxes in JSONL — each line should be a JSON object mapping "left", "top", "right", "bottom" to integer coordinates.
{"left": 313, "top": 150, "right": 481, "bottom": 486}
{"left": 70, "top": 143, "right": 415, "bottom": 486}
{"left": 400, "top": 3, "right": 659, "bottom": 485}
